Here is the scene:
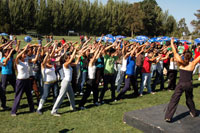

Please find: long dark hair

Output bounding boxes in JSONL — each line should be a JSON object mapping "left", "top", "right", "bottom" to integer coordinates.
{"left": 179, "top": 51, "right": 192, "bottom": 67}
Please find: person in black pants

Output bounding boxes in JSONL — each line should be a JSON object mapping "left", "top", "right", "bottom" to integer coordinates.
{"left": 79, "top": 47, "right": 102, "bottom": 109}
{"left": 165, "top": 38, "right": 199, "bottom": 122}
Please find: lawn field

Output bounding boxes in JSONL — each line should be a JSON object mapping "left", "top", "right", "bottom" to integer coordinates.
{"left": 0, "top": 36, "right": 200, "bottom": 133}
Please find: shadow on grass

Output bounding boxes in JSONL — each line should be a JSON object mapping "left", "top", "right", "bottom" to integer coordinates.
{"left": 59, "top": 128, "right": 74, "bottom": 133}
{"left": 171, "top": 110, "right": 200, "bottom": 123}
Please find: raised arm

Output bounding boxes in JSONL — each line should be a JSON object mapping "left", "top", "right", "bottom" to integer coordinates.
{"left": 50, "top": 42, "right": 57, "bottom": 57}
{"left": 15, "top": 40, "right": 20, "bottom": 52}
{"left": 31, "top": 46, "right": 41, "bottom": 63}
{"left": 171, "top": 38, "right": 184, "bottom": 64}
{"left": 63, "top": 49, "right": 77, "bottom": 68}
{"left": 136, "top": 46, "right": 145, "bottom": 57}
{"left": 130, "top": 46, "right": 137, "bottom": 57}
{"left": 41, "top": 52, "right": 49, "bottom": 69}
{"left": 15, "top": 44, "right": 29, "bottom": 64}
{"left": 2, "top": 49, "right": 14, "bottom": 66}
{"left": 89, "top": 47, "right": 100, "bottom": 66}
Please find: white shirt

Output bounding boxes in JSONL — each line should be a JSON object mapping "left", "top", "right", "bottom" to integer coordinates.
{"left": 17, "top": 60, "right": 30, "bottom": 79}
{"left": 88, "top": 65, "right": 96, "bottom": 79}
{"left": 120, "top": 58, "right": 127, "bottom": 72}
{"left": 169, "top": 61, "right": 178, "bottom": 70}
{"left": 63, "top": 65, "right": 73, "bottom": 81}
{"left": 42, "top": 67, "right": 57, "bottom": 82}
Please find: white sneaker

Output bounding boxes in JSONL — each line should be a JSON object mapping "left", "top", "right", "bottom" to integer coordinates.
{"left": 51, "top": 112, "right": 61, "bottom": 117}
{"left": 91, "top": 91, "right": 93, "bottom": 95}
{"left": 80, "top": 92, "right": 84, "bottom": 96}
{"left": 198, "top": 77, "right": 200, "bottom": 81}
{"left": 140, "top": 94, "right": 143, "bottom": 97}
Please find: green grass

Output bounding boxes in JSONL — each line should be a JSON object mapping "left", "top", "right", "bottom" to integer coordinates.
{"left": 13, "top": 35, "right": 132, "bottom": 48}
{"left": 1, "top": 36, "right": 200, "bottom": 132}
{"left": 0, "top": 74, "right": 200, "bottom": 133}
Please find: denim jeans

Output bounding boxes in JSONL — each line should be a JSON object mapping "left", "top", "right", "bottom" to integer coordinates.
{"left": 151, "top": 70, "right": 164, "bottom": 91}
{"left": 51, "top": 80, "right": 75, "bottom": 114}
{"left": 140, "top": 73, "right": 152, "bottom": 94}
{"left": 79, "top": 71, "right": 87, "bottom": 93}
{"left": 115, "top": 64, "right": 122, "bottom": 86}
{"left": 116, "top": 71, "right": 125, "bottom": 92}
{"left": 151, "top": 64, "right": 157, "bottom": 78}
{"left": 37, "top": 82, "right": 58, "bottom": 111}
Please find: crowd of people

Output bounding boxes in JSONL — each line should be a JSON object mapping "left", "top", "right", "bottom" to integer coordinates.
{"left": 0, "top": 35, "right": 199, "bottom": 120}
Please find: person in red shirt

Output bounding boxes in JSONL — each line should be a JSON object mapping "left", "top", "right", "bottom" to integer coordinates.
{"left": 60, "top": 38, "right": 66, "bottom": 45}
{"left": 193, "top": 44, "right": 200, "bottom": 80}
{"left": 139, "top": 51, "right": 157, "bottom": 96}
{"left": 184, "top": 42, "right": 189, "bottom": 51}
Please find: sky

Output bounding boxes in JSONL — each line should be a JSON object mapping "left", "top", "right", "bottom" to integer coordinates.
{"left": 92, "top": 0, "right": 200, "bottom": 32}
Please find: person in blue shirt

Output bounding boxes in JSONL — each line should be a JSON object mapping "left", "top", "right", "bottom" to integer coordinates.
{"left": 116, "top": 46, "right": 144, "bottom": 100}
{"left": 0, "top": 48, "right": 15, "bottom": 110}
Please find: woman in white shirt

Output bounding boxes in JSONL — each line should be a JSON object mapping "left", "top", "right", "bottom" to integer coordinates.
{"left": 79, "top": 47, "right": 102, "bottom": 109}
{"left": 167, "top": 57, "right": 178, "bottom": 90}
{"left": 37, "top": 49, "right": 59, "bottom": 115}
{"left": 11, "top": 44, "right": 40, "bottom": 116}
{"left": 51, "top": 49, "right": 82, "bottom": 116}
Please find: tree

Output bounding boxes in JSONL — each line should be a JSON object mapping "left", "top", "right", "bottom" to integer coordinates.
{"left": 191, "top": 9, "right": 200, "bottom": 35}
{"left": 178, "top": 18, "right": 190, "bottom": 36}
{"left": 126, "top": 3, "right": 145, "bottom": 36}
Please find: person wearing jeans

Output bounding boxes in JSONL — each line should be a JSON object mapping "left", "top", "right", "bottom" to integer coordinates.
{"left": 37, "top": 48, "right": 59, "bottom": 115}
{"left": 152, "top": 51, "right": 171, "bottom": 91}
{"left": 140, "top": 51, "right": 157, "bottom": 96}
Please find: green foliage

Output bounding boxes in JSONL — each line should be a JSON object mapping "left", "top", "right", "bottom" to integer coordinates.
{"left": 191, "top": 9, "right": 200, "bottom": 36}
{"left": 0, "top": 0, "right": 182, "bottom": 36}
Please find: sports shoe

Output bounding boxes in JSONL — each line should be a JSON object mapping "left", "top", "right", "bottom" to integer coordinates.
{"left": 151, "top": 92, "right": 155, "bottom": 95}
{"left": 11, "top": 114, "right": 17, "bottom": 117}
{"left": 51, "top": 112, "right": 61, "bottom": 117}
{"left": 140, "top": 94, "right": 143, "bottom": 97}
{"left": 36, "top": 110, "right": 43, "bottom": 115}
{"left": 165, "top": 118, "right": 171, "bottom": 122}
{"left": 80, "top": 92, "right": 84, "bottom": 96}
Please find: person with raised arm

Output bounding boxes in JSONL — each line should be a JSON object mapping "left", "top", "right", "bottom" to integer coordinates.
{"left": 116, "top": 45, "right": 145, "bottom": 100}
{"left": 51, "top": 48, "right": 82, "bottom": 116}
{"left": 79, "top": 46, "right": 103, "bottom": 109}
{"left": 36, "top": 43, "right": 59, "bottom": 115}
{"left": 11, "top": 44, "right": 40, "bottom": 116}
{"left": 0, "top": 48, "right": 15, "bottom": 110}
{"left": 116, "top": 42, "right": 132, "bottom": 92}
{"left": 151, "top": 50, "right": 172, "bottom": 91}
{"left": 165, "top": 38, "right": 199, "bottom": 122}
{"left": 139, "top": 46, "right": 158, "bottom": 96}
{"left": 99, "top": 42, "right": 119, "bottom": 103}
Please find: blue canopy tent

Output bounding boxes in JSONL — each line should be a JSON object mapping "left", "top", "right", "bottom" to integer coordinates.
{"left": 129, "top": 39, "right": 146, "bottom": 44}
{"left": 194, "top": 38, "right": 200, "bottom": 45}
{"left": 148, "top": 37, "right": 157, "bottom": 43}
{"left": 180, "top": 40, "right": 192, "bottom": 44}
{"left": 136, "top": 35, "right": 148, "bottom": 40}
{"left": 115, "top": 35, "right": 126, "bottom": 39}
{"left": 0, "top": 33, "right": 8, "bottom": 36}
